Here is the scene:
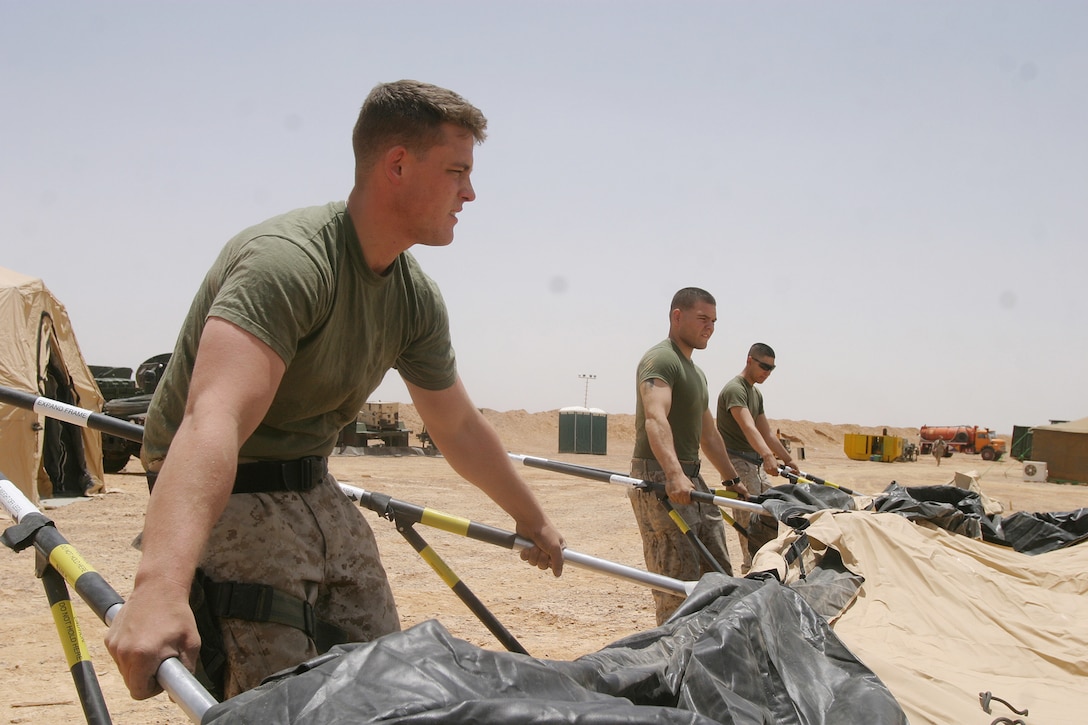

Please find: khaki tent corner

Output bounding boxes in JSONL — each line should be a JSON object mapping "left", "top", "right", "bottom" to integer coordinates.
{"left": 0, "top": 266, "right": 105, "bottom": 503}
{"left": 1030, "top": 417, "right": 1088, "bottom": 484}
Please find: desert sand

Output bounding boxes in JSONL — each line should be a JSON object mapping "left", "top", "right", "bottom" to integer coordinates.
{"left": 3, "top": 409, "right": 1087, "bottom": 724}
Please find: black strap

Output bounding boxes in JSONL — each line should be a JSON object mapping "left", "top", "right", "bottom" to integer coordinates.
{"left": 233, "top": 456, "right": 328, "bottom": 494}
{"left": 1, "top": 513, "right": 55, "bottom": 552}
{"left": 728, "top": 449, "right": 763, "bottom": 466}
{"left": 201, "top": 577, "right": 350, "bottom": 653}
{"left": 784, "top": 533, "right": 810, "bottom": 579}
{"left": 190, "top": 572, "right": 227, "bottom": 701}
{"left": 638, "top": 458, "right": 701, "bottom": 478}
{"left": 147, "top": 456, "right": 329, "bottom": 495}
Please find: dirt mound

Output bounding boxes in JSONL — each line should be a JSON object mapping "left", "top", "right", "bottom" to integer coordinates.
{"left": 770, "top": 420, "right": 918, "bottom": 456}
{"left": 393, "top": 404, "right": 915, "bottom": 458}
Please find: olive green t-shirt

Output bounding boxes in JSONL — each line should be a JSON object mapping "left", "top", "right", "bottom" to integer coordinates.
{"left": 632, "top": 339, "right": 708, "bottom": 462}
{"left": 716, "top": 375, "right": 764, "bottom": 452}
{"left": 143, "top": 202, "right": 456, "bottom": 465}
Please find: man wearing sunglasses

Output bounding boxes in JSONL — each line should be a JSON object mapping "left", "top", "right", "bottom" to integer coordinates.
{"left": 716, "top": 343, "right": 799, "bottom": 573}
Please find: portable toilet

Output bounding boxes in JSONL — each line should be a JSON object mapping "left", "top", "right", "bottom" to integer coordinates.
{"left": 558, "top": 406, "right": 607, "bottom": 455}
{"left": 589, "top": 407, "right": 608, "bottom": 455}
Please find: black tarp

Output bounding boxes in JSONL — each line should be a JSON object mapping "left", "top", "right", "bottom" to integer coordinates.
{"left": 755, "top": 481, "right": 1088, "bottom": 555}
{"left": 869, "top": 482, "right": 1088, "bottom": 554}
{"left": 997, "top": 507, "right": 1088, "bottom": 554}
{"left": 202, "top": 575, "right": 906, "bottom": 725}
{"left": 869, "top": 482, "right": 989, "bottom": 540}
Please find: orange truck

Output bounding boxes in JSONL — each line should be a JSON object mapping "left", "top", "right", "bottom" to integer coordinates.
{"left": 918, "top": 425, "right": 1007, "bottom": 461}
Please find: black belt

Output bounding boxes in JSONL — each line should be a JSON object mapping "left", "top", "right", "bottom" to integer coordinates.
{"left": 728, "top": 449, "right": 762, "bottom": 466}
{"left": 639, "top": 458, "right": 701, "bottom": 477}
{"left": 147, "top": 456, "right": 328, "bottom": 494}
{"left": 233, "top": 456, "right": 328, "bottom": 494}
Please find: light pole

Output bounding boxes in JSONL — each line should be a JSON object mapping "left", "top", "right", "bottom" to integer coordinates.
{"left": 578, "top": 373, "right": 596, "bottom": 408}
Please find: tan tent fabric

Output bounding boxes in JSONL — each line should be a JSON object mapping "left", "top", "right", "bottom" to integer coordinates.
{"left": 0, "top": 266, "right": 104, "bottom": 502}
{"left": 1034, "top": 417, "right": 1088, "bottom": 434}
{"left": 765, "top": 510, "right": 1088, "bottom": 724}
{"left": 1031, "top": 417, "right": 1088, "bottom": 483}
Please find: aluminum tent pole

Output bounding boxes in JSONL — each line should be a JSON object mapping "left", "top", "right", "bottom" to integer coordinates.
{"left": 0, "top": 476, "right": 216, "bottom": 723}
{"left": 510, "top": 453, "right": 756, "bottom": 541}
{"left": 1, "top": 388, "right": 694, "bottom": 598}
{"left": 340, "top": 485, "right": 693, "bottom": 596}
{"left": 726, "top": 449, "right": 858, "bottom": 495}
{"left": 38, "top": 563, "right": 113, "bottom": 724}
{"left": 378, "top": 515, "right": 529, "bottom": 654}
{"left": 0, "top": 385, "right": 144, "bottom": 444}
{"left": 509, "top": 454, "right": 767, "bottom": 516}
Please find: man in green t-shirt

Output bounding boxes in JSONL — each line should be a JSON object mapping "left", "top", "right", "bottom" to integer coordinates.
{"left": 106, "top": 80, "right": 566, "bottom": 702}
{"left": 629, "top": 287, "right": 747, "bottom": 624}
{"left": 716, "top": 342, "right": 799, "bottom": 572}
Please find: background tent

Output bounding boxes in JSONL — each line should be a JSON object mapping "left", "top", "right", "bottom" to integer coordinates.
{"left": 1030, "top": 417, "right": 1088, "bottom": 484}
{"left": 0, "top": 266, "right": 104, "bottom": 502}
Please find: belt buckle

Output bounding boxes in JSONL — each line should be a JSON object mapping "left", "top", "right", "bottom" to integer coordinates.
{"left": 301, "top": 457, "right": 326, "bottom": 491}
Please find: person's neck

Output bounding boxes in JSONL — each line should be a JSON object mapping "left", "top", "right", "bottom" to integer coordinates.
{"left": 347, "top": 187, "right": 406, "bottom": 276}
{"left": 669, "top": 334, "right": 693, "bottom": 360}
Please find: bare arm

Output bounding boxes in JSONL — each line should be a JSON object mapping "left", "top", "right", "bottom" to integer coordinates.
{"left": 699, "top": 409, "right": 748, "bottom": 499}
{"left": 406, "top": 378, "right": 565, "bottom": 576}
{"left": 639, "top": 378, "right": 696, "bottom": 505}
{"left": 105, "top": 318, "right": 285, "bottom": 699}
{"left": 754, "top": 414, "right": 798, "bottom": 474}
{"left": 730, "top": 406, "right": 791, "bottom": 477}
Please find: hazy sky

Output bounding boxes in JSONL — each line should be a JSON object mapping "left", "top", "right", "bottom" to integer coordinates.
{"left": 3, "top": 1, "right": 1085, "bottom": 437}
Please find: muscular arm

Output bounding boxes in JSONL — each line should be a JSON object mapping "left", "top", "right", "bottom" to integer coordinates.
{"left": 406, "top": 378, "right": 565, "bottom": 576}
{"left": 105, "top": 317, "right": 285, "bottom": 699}
{"left": 699, "top": 409, "right": 747, "bottom": 498}
{"left": 754, "top": 414, "right": 797, "bottom": 473}
{"left": 730, "top": 406, "right": 793, "bottom": 477}
{"left": 639, "top": 378, "right": 695, "bottom": 505}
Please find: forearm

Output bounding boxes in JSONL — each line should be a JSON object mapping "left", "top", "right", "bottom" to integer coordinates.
{"left": 701, "top": 428, "right": 739, "bottom": 481}
{"left": 737, "top": 423, "right": 774, "bottom": 462}
{"left": 755, "top": 418, "right": 792, "bottom": 465}
{"left": 766, "top": 437, "right": 794, "bottom": 465}
{"left": 644, "top": 417, "right": 686, "bottom": 479}
{"left": 433, "top": 411, "right": 549, "bottom": 527}
{"left": 134, "top": 421, "right": 239, "bottom": 589}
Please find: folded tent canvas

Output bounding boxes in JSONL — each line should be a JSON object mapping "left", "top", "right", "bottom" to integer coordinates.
{"left": 0, "top": 266, "right": 104, "bottom": 502}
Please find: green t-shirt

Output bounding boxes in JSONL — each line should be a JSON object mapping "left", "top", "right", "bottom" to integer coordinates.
{"left": 716, "top": 375, "right": 764, "bottom": 452}
{"left": 632, "top": 339, "right": 708, "bottom": 462}
{"left": 143, "top": 201, "right": 456, "bottom": 464}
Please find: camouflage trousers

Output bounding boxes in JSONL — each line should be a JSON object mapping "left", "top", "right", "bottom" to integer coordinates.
{"left": 732, "top": 457, "right": 779, "bottom": 572}
{"left": 199, "top": 473, "right": 399, "bottom": 698}
{"left": 627, "top": 458, "right": 733, "bottom": 625}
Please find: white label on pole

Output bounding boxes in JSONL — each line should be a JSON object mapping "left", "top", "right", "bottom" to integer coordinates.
{"left": 1, "top": 477, "right": 39, "bottom": 522}
{"left": 33, "top": 397, "right": 92, "bottom": 427}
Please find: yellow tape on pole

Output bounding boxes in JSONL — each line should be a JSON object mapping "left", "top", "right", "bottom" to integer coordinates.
{"left": 420, "top": 509, "right": 471, "bottom": 536}
{"left": 50, "top": 599, "right": 91, "bottom": 669}
{"left": 48, "top": 544, "right": 97, "bottom": 585}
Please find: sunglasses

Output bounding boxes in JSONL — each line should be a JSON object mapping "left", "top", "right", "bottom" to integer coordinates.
{"left": 752, "top": 358, "right": 776, "bottom": 372}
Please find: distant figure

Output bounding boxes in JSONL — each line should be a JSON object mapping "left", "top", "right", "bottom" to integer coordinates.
{"left": 933, "top": 439, "right": 948, "bottom": 466}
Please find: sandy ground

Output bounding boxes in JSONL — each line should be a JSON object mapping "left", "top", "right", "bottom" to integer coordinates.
{"left": 3, "top": 411, "right": 1087, "bottom": 724}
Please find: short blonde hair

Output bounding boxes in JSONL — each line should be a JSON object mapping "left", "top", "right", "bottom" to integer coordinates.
{"left": 352, "top": 80, "right": 487, "bottom": 173}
